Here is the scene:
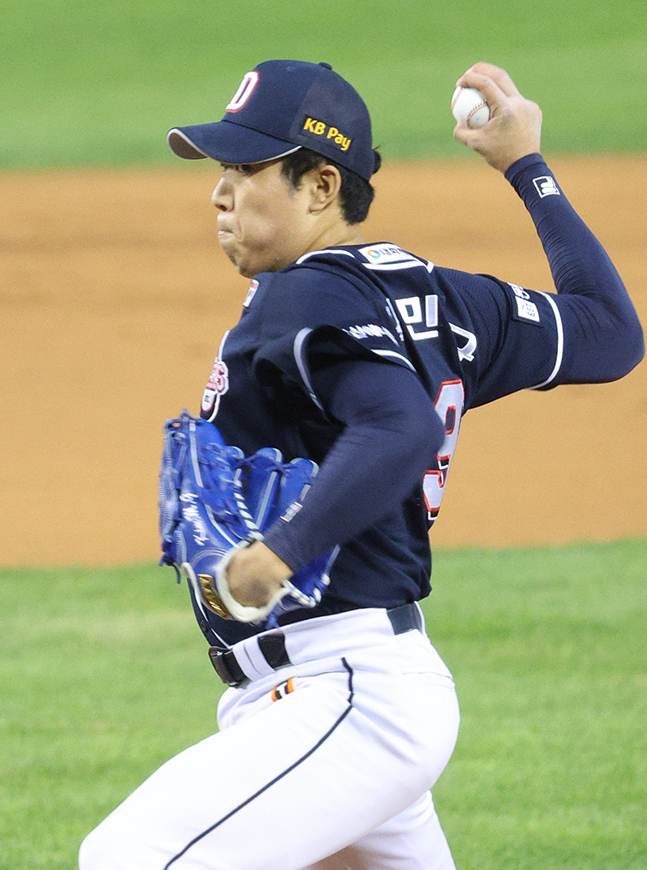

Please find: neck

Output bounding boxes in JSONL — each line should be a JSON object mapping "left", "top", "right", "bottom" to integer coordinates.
{"left": 304, "top": 222, "right": 365, "bottom": 257}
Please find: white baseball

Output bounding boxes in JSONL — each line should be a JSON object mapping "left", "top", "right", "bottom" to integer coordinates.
{"left": 451, "top": 86, "right": 490, "bottom": 129}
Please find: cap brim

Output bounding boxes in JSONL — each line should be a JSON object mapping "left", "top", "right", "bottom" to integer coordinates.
{"left": 167, "top": 119, "right": 300, "bottom": 163}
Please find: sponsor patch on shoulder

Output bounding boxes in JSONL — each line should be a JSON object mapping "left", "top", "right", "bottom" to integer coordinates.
{"left": 243, "top": 279, "right": 259, "bottom": 308}
{"left": 358, "top": 244, "right": 420, "bottom": 266}
{"left": 509, "top": 283, "right": 541, "bottom": 325}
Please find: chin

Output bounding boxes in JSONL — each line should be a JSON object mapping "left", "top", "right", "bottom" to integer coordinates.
{"left": 236, "top": 262, "right": 257, "bottom": 279}
{"left": 220, "top": 249, "right": 249, "bottom": 278}
{"left": 237, "top": 257, "right": 280, "bottom": 278}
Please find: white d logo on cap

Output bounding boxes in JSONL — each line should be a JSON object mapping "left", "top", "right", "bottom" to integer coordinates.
{"left": 226, "top": 71, "right": 260, "bottom": 113}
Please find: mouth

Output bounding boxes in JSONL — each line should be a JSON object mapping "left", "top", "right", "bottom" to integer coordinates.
{"left": 217, "top": 228, "right": 236, "bottom": 248}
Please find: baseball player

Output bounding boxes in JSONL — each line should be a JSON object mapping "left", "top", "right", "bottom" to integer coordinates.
{"left": 79, "top": 60, "right": 643, "bottom": 869}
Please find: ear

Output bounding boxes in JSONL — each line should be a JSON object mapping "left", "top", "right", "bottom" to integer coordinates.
{"left": 307, "top": 164, "right": 342, "bottom": 214}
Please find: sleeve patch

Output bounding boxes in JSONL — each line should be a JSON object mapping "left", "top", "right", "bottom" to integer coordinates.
{"left": 532, "top": 176, "right": 560, "bottom": 198}
{"left": 509, "top": 283, "right": 541, "bottom": 326}
{"left": 515, "top": 296, "right": 540, "bottom": 323}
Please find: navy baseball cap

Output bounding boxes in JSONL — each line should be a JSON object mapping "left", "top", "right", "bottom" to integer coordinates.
{"left": 167, "top": 60, "right": 376, "bottom": 180}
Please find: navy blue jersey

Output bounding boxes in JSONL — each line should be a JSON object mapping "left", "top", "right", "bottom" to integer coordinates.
{"left": 196, "top": 155, "right": 643, "bottom": 646}
{"left": 202, "top": 242, "right": 562, "bottom": 519}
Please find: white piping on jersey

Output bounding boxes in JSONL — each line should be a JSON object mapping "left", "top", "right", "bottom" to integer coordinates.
{"left": 295, "top": 248, "right": 435, "bottom": 275}
{"left": 529, "top": 292, "right": 564, "bottom": 389}
{"left": 296, "top": 249, "right": 356, "bottom": 264}
{"left": 372, "top": 349, "right": 416, "bottom": 370}
{"left": 293, "top": 328, "right": 325, "bottom": 410}
{"left": 363, "top": 260, "right": 426, "bottom": 271}
{"left": 293, "top": 328, "right": 417, "bottom": 408}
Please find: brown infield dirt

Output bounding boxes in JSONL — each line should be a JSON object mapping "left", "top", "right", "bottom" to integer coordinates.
{"left": 1, "top": 156, "right": 645, "bottom": 567}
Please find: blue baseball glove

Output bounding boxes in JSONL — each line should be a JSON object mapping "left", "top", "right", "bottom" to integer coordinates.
{"left": 159, "top": 412, "right": 336, "bottom": 628}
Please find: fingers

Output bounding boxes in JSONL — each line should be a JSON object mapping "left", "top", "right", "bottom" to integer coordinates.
{"left": 451, "top": 63, "right": 542, "bottom": 173}
{"left": 457, "top": 62, "right": 521, "bottom": 99}
{"left": 455, "top": 63, "right": 523, "bottom": 124}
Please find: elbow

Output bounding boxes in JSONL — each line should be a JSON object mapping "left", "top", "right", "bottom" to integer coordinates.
{"left": 612, "top": 315, "right": 644, "bottom": 379}
{"left": 607, "top": 289, "right": 645, "bottom": 377}
{"left": 583, "top": 305, "right": 645, "bottom": 382}
{"left": 629, "top": 312, "right": 645, "bottom": 366}
{"left": 563, "top": 286, "right": 644, "bottom": 381}
{"left": 628, "top": 329, "right": 645, "bottom": 374}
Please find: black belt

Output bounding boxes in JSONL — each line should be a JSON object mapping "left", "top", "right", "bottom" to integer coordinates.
{"left": 209, "top": 602, "right": 423, "bottom": 688}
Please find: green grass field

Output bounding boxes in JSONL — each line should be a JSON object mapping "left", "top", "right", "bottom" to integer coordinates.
{"left": 1, "top": 540, "right": 646, "bottom": 869}
{"left": 2, "top": 0, "right": 647, "bottom": 167}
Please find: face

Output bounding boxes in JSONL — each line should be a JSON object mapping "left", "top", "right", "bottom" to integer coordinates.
{"left": 211, "top": 160, "right": 315, "bottom": 278}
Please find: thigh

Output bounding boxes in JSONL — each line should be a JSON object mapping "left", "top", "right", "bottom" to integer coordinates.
{"left": 79, "top": 670, "right": 354, "bottom": 870}
{"left": 304, "top": 791, "right": 456, "bottom": 870}
{"left": 80, "top": 659, "right": 459, "bottom": 870}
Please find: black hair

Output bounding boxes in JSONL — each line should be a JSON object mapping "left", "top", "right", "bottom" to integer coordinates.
{"left": 280, "top": 147, "right": 381, "bottom": 225}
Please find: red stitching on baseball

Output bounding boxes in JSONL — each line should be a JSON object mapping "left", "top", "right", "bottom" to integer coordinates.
{"left": 452, "top": 87, "right": 488, "bottom": 127}
{"left": 467, "top": 101, "right": 488, "bottom": 128}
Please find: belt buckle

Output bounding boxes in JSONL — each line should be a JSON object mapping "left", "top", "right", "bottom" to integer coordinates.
{"left": 387, "top": 602, "right": 423, "bottom": 634}
{"left": 208, "top": 633, "right": 291, "bottom": 688}
{"left": 208, "top": 647, "right": 248, "bottom": 688}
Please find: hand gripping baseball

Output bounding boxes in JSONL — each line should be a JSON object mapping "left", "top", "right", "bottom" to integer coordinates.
{"left": 159, "top": 412, "right": 334, "bottom": 626}
{"left": 452, "top": 62, "right": 543, "bottom": 172}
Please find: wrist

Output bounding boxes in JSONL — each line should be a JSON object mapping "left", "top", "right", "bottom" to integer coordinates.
{"left": 504, "top": 152, "right": 545, "bottom": 184}
{"left": 226, "top": 541, "right": 293, "bottom": 608}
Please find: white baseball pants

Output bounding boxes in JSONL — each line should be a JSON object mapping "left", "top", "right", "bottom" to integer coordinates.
{"left": 79, "top": 606, "right": 460, "bottom": 870}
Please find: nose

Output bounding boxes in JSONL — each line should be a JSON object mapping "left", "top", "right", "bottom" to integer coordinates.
{"left": 211, "top": 175, "right": 231, "bottom": 211}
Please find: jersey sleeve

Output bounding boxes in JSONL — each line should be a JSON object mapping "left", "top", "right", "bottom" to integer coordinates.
{"left": 261, "top": 358, "right": 444, "bottom": 572}
{"left": 440, "top": 269, "right": 564, "bottom": 407}
{"left": 250, "top": 263, "right": 416, "bottom": 408}
{"left": 453, "top": 153, "right": 643, "bottom": 408}
{"left": 504, "top": 154, "right": 643, "bottom": 385}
